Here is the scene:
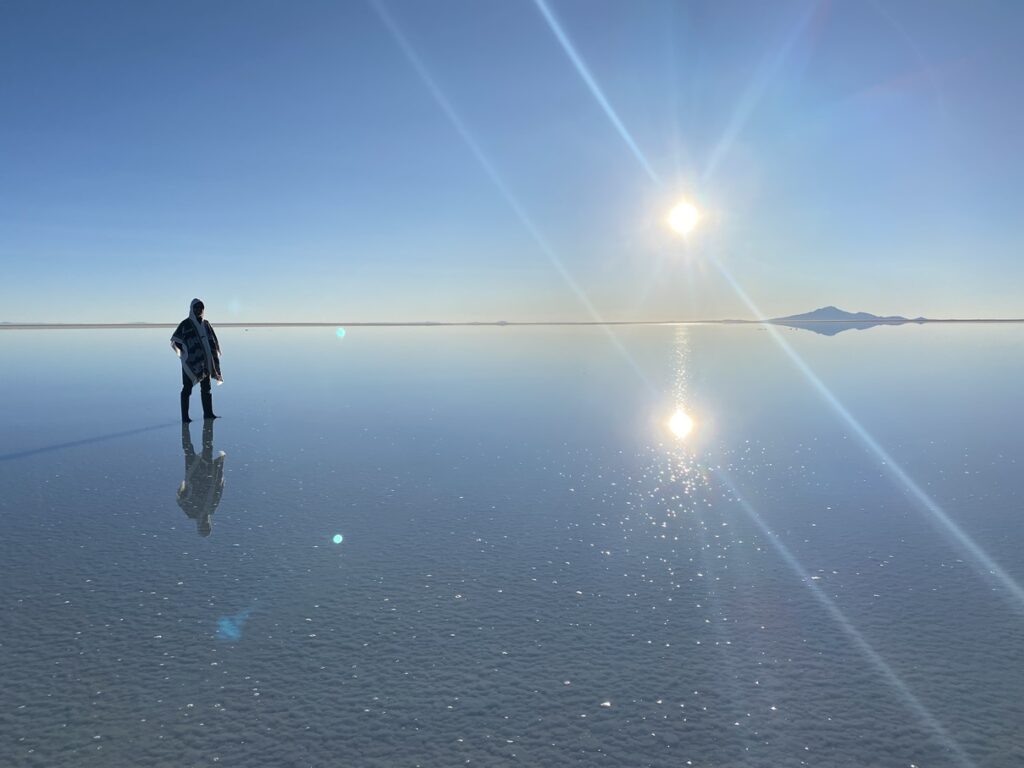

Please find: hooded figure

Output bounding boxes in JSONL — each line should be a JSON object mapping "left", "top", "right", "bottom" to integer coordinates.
{"left": 177, "top": 421, "right": 225, "bottom": 537}
{"left": 171, "top": 298, "right": 222, "bottom": 423}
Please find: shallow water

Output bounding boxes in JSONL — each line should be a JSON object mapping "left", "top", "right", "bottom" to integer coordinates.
{"left": 1, "top": 324, "right": 1022, "bottom": 767}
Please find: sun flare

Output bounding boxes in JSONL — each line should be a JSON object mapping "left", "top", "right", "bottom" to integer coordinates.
{"left": 667, "top": 201, "right": 700, "bottom": 235}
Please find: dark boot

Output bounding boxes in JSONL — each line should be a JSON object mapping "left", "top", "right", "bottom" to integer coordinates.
{"left": 201, "top": 390, "right": 218, "bottom": 420}
{"left": 181, "top": 392, "right": 192, "bottom": 423}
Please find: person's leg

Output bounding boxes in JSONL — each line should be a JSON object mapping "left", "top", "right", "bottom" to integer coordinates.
{"left": 180, "top": 371, "right": 194, "bottom": 423}
{"left": 200, "top": 374, "right": 217, "bottom": 419}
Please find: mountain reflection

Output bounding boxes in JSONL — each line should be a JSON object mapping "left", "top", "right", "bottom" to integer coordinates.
{"left": 771, "top": 321, "right": 895, "bottom": 336}
{"left": 177, "top": 421, "right": 226, "bottom": 537}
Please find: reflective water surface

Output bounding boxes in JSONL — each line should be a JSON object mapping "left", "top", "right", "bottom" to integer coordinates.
{"left": 1, "top": 325, "right": 1022, "bottom": 767}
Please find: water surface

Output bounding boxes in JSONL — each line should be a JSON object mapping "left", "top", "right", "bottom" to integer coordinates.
{"left": 1, "top": 325, "right": 1022, "bottom": 767}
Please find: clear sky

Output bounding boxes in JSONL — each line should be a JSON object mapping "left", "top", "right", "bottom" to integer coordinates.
{"left": 1, "top": 0, "right": 1021, "bottom": 323}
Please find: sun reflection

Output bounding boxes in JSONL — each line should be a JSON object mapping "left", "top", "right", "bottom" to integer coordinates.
{"left": 668, "top": 409, "right": 694, "bottom": 440}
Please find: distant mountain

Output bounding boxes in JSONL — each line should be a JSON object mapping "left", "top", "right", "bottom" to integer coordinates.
{"left": 771, "top": 306, "right": 916, "bottom": 323}
{"left": 769, "top": 306, "right": 926, "bottom": 336}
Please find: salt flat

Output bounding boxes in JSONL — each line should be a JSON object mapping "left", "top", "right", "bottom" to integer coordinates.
{"left": 1, "top": 325, "right": 1022, "bottom": 767}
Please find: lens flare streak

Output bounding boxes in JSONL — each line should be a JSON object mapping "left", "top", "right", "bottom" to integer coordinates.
{"left": 701, "top": 1, "right": 820, "bottom": 183}
{"left": 370, "top": 0, "right": 655, "bottom": 392}
{"left": 715, "top": 469, "right": 977, "bottom": 768}
{"left": 533, "top": 0, "right": 661, "bottom": 185}
{"left": 711, "top": 257, "right": 1024, "bottom": 614}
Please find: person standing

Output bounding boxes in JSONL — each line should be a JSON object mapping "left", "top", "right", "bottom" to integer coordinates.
{"left": 171, "top": 298, "right": 223, "bottom": 422}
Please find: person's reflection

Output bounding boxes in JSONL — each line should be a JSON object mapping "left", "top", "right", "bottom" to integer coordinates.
{"left": 177, "top": 421, "right": 225, "bottom": 536}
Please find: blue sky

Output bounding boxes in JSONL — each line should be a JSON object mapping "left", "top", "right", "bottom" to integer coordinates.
{"left": 1, "top": 0, "right": 1021, "bottom": 322}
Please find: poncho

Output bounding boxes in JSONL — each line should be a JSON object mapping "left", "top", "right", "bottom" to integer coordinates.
{"left": 171, "top": 298, "right": 222, "bottom": 384}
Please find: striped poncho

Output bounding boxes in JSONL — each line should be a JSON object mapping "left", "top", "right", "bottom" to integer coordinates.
{"left": 171, "top": 299, "right": 222, "bottom": 385}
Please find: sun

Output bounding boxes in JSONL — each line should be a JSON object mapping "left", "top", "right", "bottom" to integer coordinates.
{"left": 667, "top": 201, "right": 700, "bottom": 235}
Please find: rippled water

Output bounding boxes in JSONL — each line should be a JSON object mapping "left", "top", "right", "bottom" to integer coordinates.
{"left": 1, "top": 325, "right": 1022, "bottom": 767}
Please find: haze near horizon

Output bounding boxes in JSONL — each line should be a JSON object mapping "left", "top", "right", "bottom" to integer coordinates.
{"left": 2, "top": 0, "right": 1022, "bottom": 323}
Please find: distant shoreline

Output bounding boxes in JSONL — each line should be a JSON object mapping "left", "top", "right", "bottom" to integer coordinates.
{"left": 2, "top": 319, "right": 1023, "bottom": 330}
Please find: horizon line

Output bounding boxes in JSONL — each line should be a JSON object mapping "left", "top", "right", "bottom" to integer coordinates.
{"left": 3, "top": 318, "right": 1024, "bottom": 330}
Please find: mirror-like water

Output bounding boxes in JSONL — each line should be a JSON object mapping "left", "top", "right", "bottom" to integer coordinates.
{"left": 1, "top": 325, "right": 1022, "bottom": 767}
